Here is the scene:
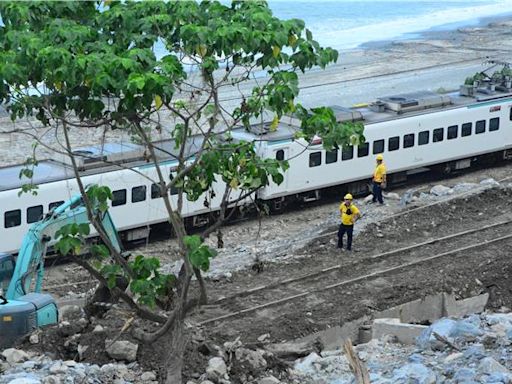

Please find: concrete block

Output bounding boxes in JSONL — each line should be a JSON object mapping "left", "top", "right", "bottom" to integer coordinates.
{"left": 375, "top": 293, "right": 444, "bottom": 324}
{"left": 372, "top": 318, "right": 428, "bottom": 345}
{"left": 297, "top": 316, "right": 370, "bottom": 350}
{"left": 443, "top": 293, "right": 489, "bottom": 318}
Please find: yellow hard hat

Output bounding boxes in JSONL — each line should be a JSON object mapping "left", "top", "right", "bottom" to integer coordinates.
{"left": 344, "top": 193, "right": 353, "bottom": 200}
{"left": 376, "top": 154, "right": 383, "bottom": 161}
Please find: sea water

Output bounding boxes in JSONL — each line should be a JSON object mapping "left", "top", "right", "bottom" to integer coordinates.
{"left": 268, "top": 0, "right": 512, "bottom": 50}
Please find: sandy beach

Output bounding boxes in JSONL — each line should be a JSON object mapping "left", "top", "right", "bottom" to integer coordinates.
{"left": 1, "top": 15, "right": 512, "bottom": 166}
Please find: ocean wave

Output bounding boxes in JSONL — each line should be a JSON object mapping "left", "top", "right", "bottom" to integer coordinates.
{"left": 295, "top": 1, "right": 512, "bottom": 50}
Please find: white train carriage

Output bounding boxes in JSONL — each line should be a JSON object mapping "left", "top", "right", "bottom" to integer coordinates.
{"left": 0, "top": 138, "right": 248, "bottom": 255}
{"left": 256, "top": 89, "right": 512, "bottom": 207}
{"left": 2, "top": 78, "right": 512, "bottom": 254}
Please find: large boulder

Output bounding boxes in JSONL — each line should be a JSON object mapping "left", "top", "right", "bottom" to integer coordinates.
{"left": 480, "top": 178, "right": 499, "bottom": 187}
{"left": 417, "top": 318, "right": 483, "bottom": 349}
{"left": 206, "top": 357, "right": 228, "bottom": 381}
{"left": 430, "top": 185, "right": 452, "bottom": 196}
{"left": 5, "top": 379, "right": 41, "bottom": 384}
{"left": 479, "top": 357, "right": 511, "bottom": 375}
{"left": 140, "top": 371, "right": 157, "bottom": 381}
{"left": 58, "top": 305, "right": 84, "bottom": 322}
{"left": 2, "top": 348, "right": 30, "bottom": 364}
{"left": 258, "top": 376, "right": 281, "bottom": 384}
{"left": 391, "top": 363, "right": 436, "bottom": 384}
{"left": 105, "top": 340, "right": 138, "bottom": 362}
{"left": 235, "top": 348, "right": 267, "bottom": 370}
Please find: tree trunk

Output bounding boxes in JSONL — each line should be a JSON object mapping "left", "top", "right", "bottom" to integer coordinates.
{"left": 163, "top": 319, "right": 189, "bottom": 384}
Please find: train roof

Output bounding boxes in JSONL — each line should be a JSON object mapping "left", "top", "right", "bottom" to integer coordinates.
{"left": 0, "top": 124, "right": 300, "bottom": 192}
{"left": 355, "top": 88, "right": 512, "bottom": 125}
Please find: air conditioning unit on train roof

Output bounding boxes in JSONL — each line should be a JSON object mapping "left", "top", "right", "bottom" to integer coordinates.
{"left": 59, "top": 142, "right": 146, "bottom": 170}
{"left": 282, "top": 106, "right": 363, "bottom": 127}
{"left": 329, "top": 105, "right": 364, "bottom": 122}
{"left": 373, "top": 91, "right": 452, "bottom": 114}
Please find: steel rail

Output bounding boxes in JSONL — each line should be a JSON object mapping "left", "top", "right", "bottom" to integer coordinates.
{"left": 210, "top": 219, "right": 512, "bottom": 304}
{"left": 198, "top": 223, "right": 512, "bottom": 326}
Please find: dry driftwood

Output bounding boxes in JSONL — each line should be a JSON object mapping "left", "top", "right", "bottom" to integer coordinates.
{"left": 343, "top": 339, "right": 370, "bottom": 384}
{"left": 432, "top": 331, "right": 461, "bottom": 351}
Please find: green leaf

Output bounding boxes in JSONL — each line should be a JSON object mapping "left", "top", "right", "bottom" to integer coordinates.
{"left": 78, "top": 223, "right": 90, "bottom": 236}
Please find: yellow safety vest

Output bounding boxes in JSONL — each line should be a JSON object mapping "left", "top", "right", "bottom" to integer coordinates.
{"left": 339, "top": 203, "right": 360, "bottom": 226}
{"left": 373, "top": 163, "right": 386, "bottom": 183}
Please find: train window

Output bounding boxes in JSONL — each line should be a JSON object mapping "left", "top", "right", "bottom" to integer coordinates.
{"left": 475, "top": 120, "right": 486, "bottom": 134}
{"left": 5, "top": 210, "right": 21, "bottom": 228}
{"left": 510, "top": 107, "right": 512, "bottom": 121}
{"left": 309, "top": 152, "right": 321, "bottom": 167}
{"left": 342, "top": 145, "right": 354, "bottom": 161}
{"left": 27, "top": 205, "right": 43, "bottom": 224}
{"left": 373, "top": 140, "right": 384, "bottom": 154}
{"left": 326, "top": 150, "right": 338, "bottom": 164}
{"left": 403, "top": 134, "right": 415, "bottom": 148}
{"left": 461, "top": 123, "right": 472, "bottom": 137}
{"left": 49, "top": 201, "right": 64, "bottom": 211}
{"left": 112, "top": 189, "right": 127, "bottom": 206}
{"left": 170, "top": 185, "right": 179, "bottom": 196}
{"left": 447, "top": 125, "right": 458, "bottom": 140}
{"left": 489, "top": 117, "right": 500, "bottom": 131}
{"left": 131, "top": 186, "right": 147, "bottom": 203}
{"left": 418, "top": 131, "right": 429, "bottom": 145}
{"left": 388, "top": 136, "right": 399, "bottom": 151}
{"left": 169, "top": 174, "right": 179, "bottom": 196}
{"left": 433, "top": 128, "right": 444, "bottom": 142}
{"left": 357, "top": 142, "right": 369, "bottom": 158}
{"left": 151, "top": 183, "right": 162, "bottom": 199}
{"left": 275, "top": 150, "right": 285, "bottom": 161}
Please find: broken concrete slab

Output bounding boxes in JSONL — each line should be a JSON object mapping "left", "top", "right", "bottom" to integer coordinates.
{"left": 372, "top": 318, "right": 428, "bottom": 345}
{"left": 374, "top": 292, "right": 489, "bottom": 325}
{"left": 375, "top": 293, "right": 444, "bottom": 324}
{"left": 297, "top": 316, "right": 371, "bottom": 350}
{"left": 443, "top": 293, "right": 489, "bottom": 318}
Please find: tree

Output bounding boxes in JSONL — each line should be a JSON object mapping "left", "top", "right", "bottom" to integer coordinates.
{"left": 0, "top": 1, "right": 363, "bottom": 382}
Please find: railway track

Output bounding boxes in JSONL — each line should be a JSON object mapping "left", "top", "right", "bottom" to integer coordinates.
{"left": 195, "top": 218, "right": 512, "bottom": 326}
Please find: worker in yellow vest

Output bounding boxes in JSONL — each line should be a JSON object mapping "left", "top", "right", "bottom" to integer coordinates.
{"left": 338, "top": 193, "right": 360, "bottom": 251}
{"left": 372, "top": 154, "right": 387, "bottom": 204}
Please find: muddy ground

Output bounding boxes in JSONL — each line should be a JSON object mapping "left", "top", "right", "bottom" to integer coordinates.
{"left": 26, "top": 161, "right": 512, "bottom": 383}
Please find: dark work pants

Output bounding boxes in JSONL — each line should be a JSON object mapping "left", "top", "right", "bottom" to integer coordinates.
{"left": 337, "top": 224, "right": 354, "bottom": 250}
{"left": 373, "top": 181, "right": 384, "bottom": 204}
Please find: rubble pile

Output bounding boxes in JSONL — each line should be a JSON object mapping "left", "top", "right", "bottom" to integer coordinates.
{"left": 292, "top": 311, "right": 512, "bottom": 384}
{"left": 0, "top": 352, "right": 157, "bottom": 384}
{"left": 4, "top": 310, "right": 512, "bottom": 383}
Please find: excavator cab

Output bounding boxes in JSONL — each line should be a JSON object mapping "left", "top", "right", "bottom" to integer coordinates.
{"left": 0, "top": 253, "right": 15, "bottom": 293}
{"left": 0, "top": 252, "right": 57, "bottom": 348}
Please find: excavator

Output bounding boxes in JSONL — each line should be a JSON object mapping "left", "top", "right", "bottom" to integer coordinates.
{"left": 0, "top": 192, "right": 124, "bottom": 348}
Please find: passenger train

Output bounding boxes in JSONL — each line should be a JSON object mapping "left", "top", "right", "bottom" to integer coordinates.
{"left": 2, "top": 75, "right": 512, "bottom": 255}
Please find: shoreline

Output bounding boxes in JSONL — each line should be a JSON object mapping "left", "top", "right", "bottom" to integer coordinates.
{"left": 358, "top": 11, "right": 512, "bottom": 52}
